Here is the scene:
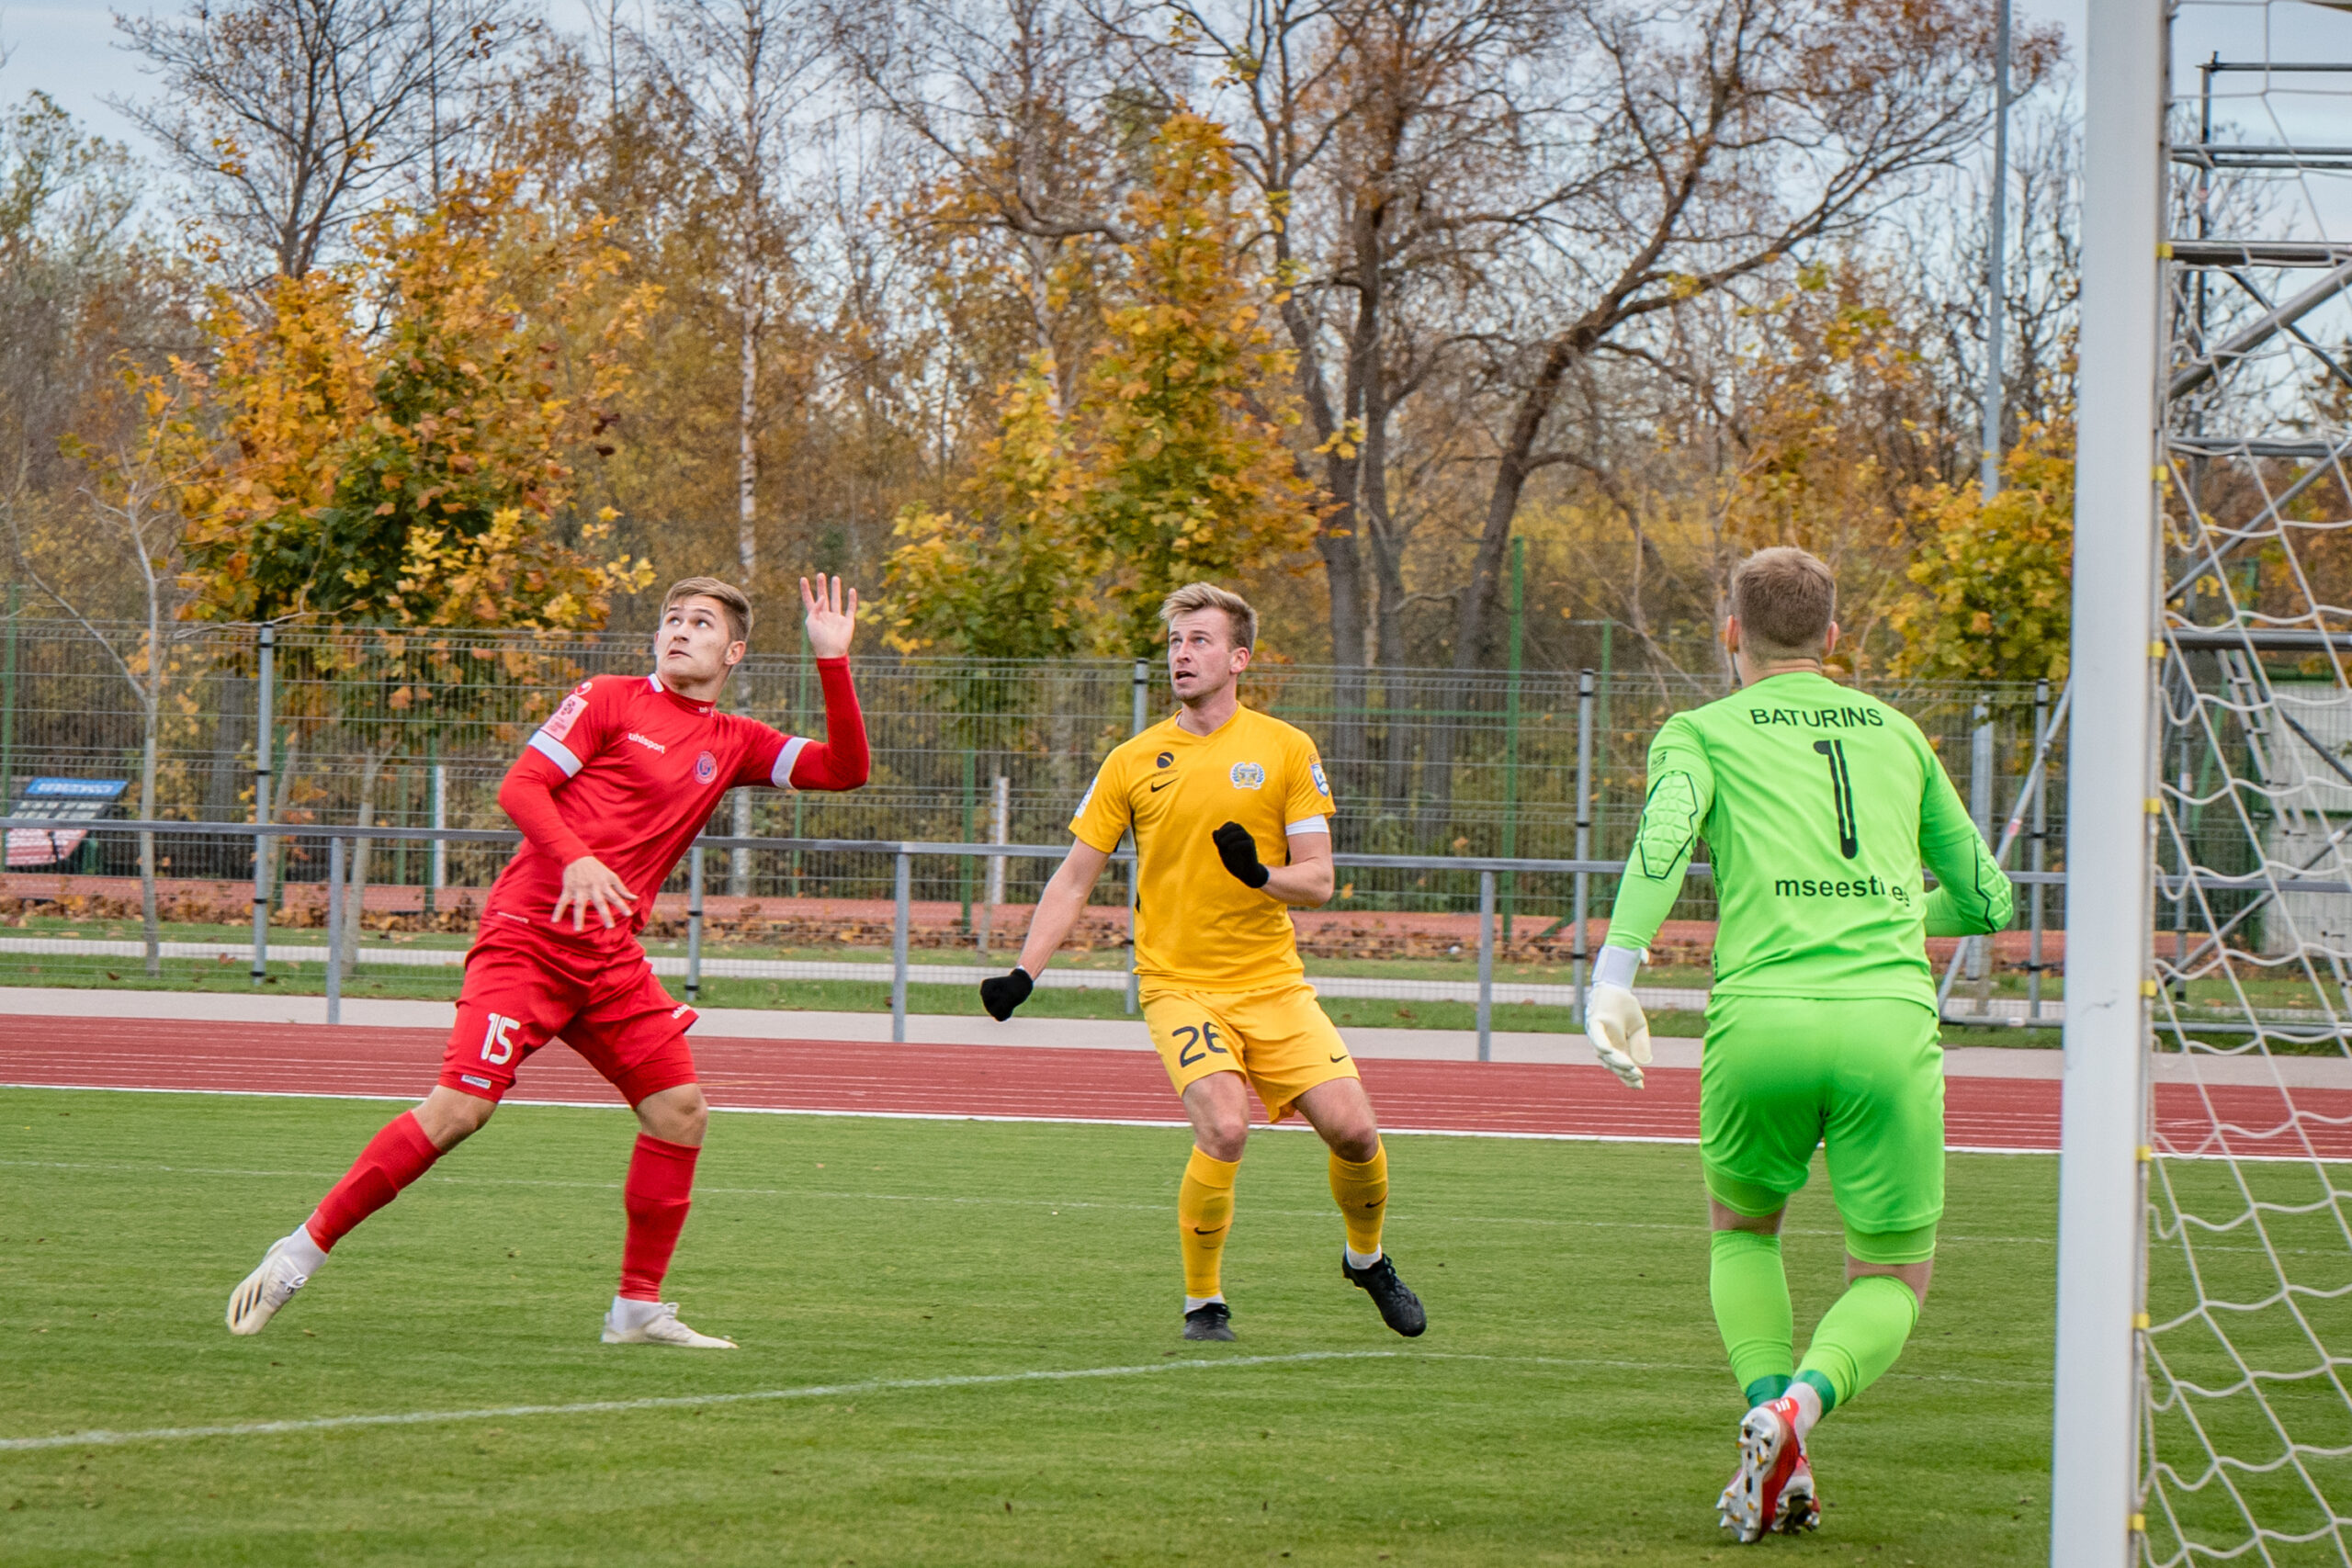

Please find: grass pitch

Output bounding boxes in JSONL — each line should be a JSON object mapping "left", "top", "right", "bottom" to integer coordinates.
{"left": 2, "top": 1089, "right": 2056, "bottom": 1565}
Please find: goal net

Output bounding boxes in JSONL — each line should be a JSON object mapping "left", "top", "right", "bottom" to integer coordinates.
{"left": 2136, "top": 5, "right": 2352, "bottom": 1561}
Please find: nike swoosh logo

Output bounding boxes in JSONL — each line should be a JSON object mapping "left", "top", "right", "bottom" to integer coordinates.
{"left": 1149, "top": 779, "right": 1173, "bottom": 792}
{"left": 1192, "top": 1226, "right": 1227, "bottom": 1235}
{"left": 1329, "top": 1052, "right": 1349, "bottom": 1062}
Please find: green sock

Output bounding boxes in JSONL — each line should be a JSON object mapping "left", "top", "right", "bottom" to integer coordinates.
{"left": 1709, "top": 1230, "right": 1794, "bottom": 1405}
{"left": 1795, "top": 1275, "right": 1921, "bottom": 1414}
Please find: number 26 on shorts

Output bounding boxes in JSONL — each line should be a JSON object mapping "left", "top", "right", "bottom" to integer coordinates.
{"left": 1173, "top": 1021, "right": 1228, "bottom": 1068}
{"left": 480, "top": 1012, "right": 521, "bottom": 1065}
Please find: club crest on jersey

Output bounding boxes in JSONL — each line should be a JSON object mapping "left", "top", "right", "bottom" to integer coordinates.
{"left": 1310, "top": 761, "right": 1329, "bottom": 796}
{"left": 1229, "top": 761, "right": 1266, "bottom": 790}
{"left": 1156, "top": 751, "right": 1173, "bottom": 769}
{"left": 695, "top": 750, "right": 718, "bottom": 784}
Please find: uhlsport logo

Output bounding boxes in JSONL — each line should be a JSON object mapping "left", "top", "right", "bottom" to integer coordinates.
{"left": 1228, "top": 761, "right": 1266, "bottom": 790}
{"left": 695, "top": 750, "right": 718, "bottom": 784}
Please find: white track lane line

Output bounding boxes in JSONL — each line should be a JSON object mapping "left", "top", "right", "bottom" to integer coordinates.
{"left": 2, "top": 1352, "right": 1398, "bottom": 1453}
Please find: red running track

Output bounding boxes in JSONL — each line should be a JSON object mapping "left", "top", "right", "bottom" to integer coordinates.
{"left": 3, "top": 1015, "right": 2349, "bottom": 1158}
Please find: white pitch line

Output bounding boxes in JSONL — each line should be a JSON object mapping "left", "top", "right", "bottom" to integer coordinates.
{"left": 0, "top": 1350, "right": 1398, "bottom": 1454}
{"left": 0, "top": 1348, "right": 2058, "bottom": 1456}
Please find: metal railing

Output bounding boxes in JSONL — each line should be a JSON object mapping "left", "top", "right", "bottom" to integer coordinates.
{"left": 1, "top": 817, "right": 2091, "bottom": 1059}
{"left": 0, "top": 614, "right": 2075, "bottom": 923}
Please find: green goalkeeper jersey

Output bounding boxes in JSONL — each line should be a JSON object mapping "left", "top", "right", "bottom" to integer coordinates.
{"left": 1602, "top": 670, "right": 2012, "bottom": 1005}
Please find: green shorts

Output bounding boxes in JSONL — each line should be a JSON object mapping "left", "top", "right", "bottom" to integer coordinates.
{"left": 1701, "top": 994, "right": 1944, "bottom": 1265}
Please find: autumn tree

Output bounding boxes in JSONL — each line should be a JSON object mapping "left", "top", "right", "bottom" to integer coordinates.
{"left": 1889, "top": 422, "right": 2074, "bottom": 684}
{"left": 886, "top": 354, "right": 1098, "bottom": 658}
{"left": 164, "top": 168, "right": 657, "bottom": 948}
{"left": 1075, "top": 112, "right": 1316, "bottom": 654}
{"left": 885, "top": 111, "right": 1312, "bottom": 658}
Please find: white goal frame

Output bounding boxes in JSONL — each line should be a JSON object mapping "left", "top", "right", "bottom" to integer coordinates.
{"left": 2051, "top": 0, "right": 2165, "bottom": 1564}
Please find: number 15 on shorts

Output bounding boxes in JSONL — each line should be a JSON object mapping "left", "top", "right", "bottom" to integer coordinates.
{"left": 480, "top": 1012, "right": 521, "bottom": 1065}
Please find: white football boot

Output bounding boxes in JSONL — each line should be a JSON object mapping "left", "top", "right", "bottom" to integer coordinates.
{"left": 1717, "top": 1393, "right": 1806, "bottom": 1543}
{"left": 225, "top": 1235, "right": 312, "bottom": 1336}
{"left": 601, "top": 1298, "right": 737, "bottom": 1348}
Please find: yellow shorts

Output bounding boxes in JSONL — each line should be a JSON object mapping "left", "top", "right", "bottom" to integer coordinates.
{"left": 1140, "top": 981, "right": 1359, "bottom": 1122}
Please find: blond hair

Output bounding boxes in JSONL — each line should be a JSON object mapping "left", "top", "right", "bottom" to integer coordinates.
{"left": 1159, "top": 582, "right": 1257, "bottom": 650}
{"left": 1729, "top": 547, "right": 1836, "bottom": 660}
{"left": 662, "top": 576, "right": 753, "bottom": 644}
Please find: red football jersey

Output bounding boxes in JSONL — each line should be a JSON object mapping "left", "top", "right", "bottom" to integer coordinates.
{"left": 481, "top": 666, "right": 854, "bottom": 950}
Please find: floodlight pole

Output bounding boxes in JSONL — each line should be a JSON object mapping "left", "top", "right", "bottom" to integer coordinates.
{"left": 1980, "top": 0, "right": 2014, "bottom": 498}
{"left": 2049, "top": 0, "right": 2165, "bottom": 1562}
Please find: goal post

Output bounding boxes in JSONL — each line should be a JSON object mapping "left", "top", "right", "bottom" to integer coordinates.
{"left": 2051, "top": 0, "right": 2166, "bottom": 1561}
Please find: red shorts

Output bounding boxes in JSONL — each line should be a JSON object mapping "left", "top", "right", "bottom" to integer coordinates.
{"left": 438, "top": 921, "right": 698, "bottom": 1107}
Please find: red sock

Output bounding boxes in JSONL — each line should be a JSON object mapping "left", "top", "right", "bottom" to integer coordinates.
{"left": 618, "top": 1134, "right": 700, "bottom": 1302}
{"left": 307, "top": 1111, "right": 443, "bottom": 1250}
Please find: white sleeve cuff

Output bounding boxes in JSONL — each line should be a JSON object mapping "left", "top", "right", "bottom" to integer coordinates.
{"left": 1284, "top": 816, "right": 1329, "bottom": 836}
{"left": 528, "top": 731, "right": 583, "bottom": 777}
{"left": 1593, "top": 945, "right": 1645, "bottom": 991}
{"left": 770, "top": 735, "right": 809, "bottom": 790}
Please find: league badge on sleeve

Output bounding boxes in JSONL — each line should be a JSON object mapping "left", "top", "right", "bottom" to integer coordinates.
{"left": 542, "top": 684, "right": 592, "bottom": 740}
{"left": 1229, "top": 761, "right": 1266, "bottom": 790}
{"left": 1310, "top": 761, "right": 1330, "bottom": 796}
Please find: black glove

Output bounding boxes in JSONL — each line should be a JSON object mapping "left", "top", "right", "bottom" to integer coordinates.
{"left": 1213, "top": 821, "right": 1270, "bottom": 889}
{"left": 979, "top": 966, "right": 1035, "bottom": 1021}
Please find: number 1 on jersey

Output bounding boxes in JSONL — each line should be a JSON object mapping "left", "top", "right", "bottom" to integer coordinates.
{"left": 1813, "top": 739, "right": 1860, "bottom": 860}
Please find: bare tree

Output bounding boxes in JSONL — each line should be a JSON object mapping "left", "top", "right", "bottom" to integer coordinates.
{"left": 114, "top": 0, "right": 518, "bottom": 278}
{"left": 1916, "top": 88, "right": 2082, "bottom": 467}
{"left": 1447, "top": 0, "right": 2038, "bottom": 672}
{"left": 832, "top": 0, "right": 1128, "bottom": 396}
{"left": 652, "top": 0, "right": 831, "bottom": 585}
{"left": 7, "top": 378, "right": 206, "bottom": 976}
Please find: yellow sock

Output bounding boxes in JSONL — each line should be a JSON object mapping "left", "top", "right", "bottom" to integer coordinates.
{"left": 1178, "top": 1147, "right": 1239, "bottom": 1300}
{"left": 1329, "top": 1142, "right": 1388, "bottom": 1257}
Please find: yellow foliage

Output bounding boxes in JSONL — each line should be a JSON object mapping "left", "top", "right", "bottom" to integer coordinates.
{"left": 1888, "top": 422, "right": 2074, "bottom": 683}
{"left": 164, "top": 169, "right": 658, "bottom": 636}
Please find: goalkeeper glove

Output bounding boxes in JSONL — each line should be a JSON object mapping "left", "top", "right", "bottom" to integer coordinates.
{"left": 979, "top": 966, "right": 1034, "bottom": 1021}
{"left": 1212, "top": 821, "right": 1271, "bottom": 889}
{"left": 1587, "top": 986, "right": 1651, "bottom": 1090}
{"left": 1586, "top": 944, "right": 1650, "bottom": 1090}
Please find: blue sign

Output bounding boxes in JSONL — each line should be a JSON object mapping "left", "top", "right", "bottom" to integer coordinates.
{"left": 26, "top": 778, "right": 128, "bottom": 799}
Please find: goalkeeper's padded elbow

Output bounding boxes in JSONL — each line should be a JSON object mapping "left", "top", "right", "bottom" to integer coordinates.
{"left": 979, "top": 967, "right": 1035, "bottom": 1021}
{"left": 1212, "top": 821, "right": 1271, "bottom": 888}
{"left": 1587, "top": 984, "right": 1652, "bottom": 1091}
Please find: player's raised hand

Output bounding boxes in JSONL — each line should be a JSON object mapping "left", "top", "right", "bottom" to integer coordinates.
{"left": 553, "top": 854, "right": 637, "bottom": 933}
{"left": 801, "top": 574, "right": 858, "bottom": 659}
{"left": 1587, "top": 984, "right": 1651, "bottom": 1091}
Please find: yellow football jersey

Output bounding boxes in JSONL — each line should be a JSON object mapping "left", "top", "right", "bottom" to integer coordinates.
{"left": 1070, "top": 705, "right": 1334, "bottom": 991}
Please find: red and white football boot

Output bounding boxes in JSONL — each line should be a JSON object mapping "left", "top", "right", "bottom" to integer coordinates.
{"left": 1776, "top": 1442, "right": 1821, "bottom": 1535}
{"left": 1717, "top": 1393, "right": 1806, "bottom": 1543}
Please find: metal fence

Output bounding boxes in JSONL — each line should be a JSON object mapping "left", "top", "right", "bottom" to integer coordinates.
{"left": 0, "top": 615, "right": 2080, "bottom": 939}
{"left": 3, "top": 818, "right": 2072, "bottom": 1060}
